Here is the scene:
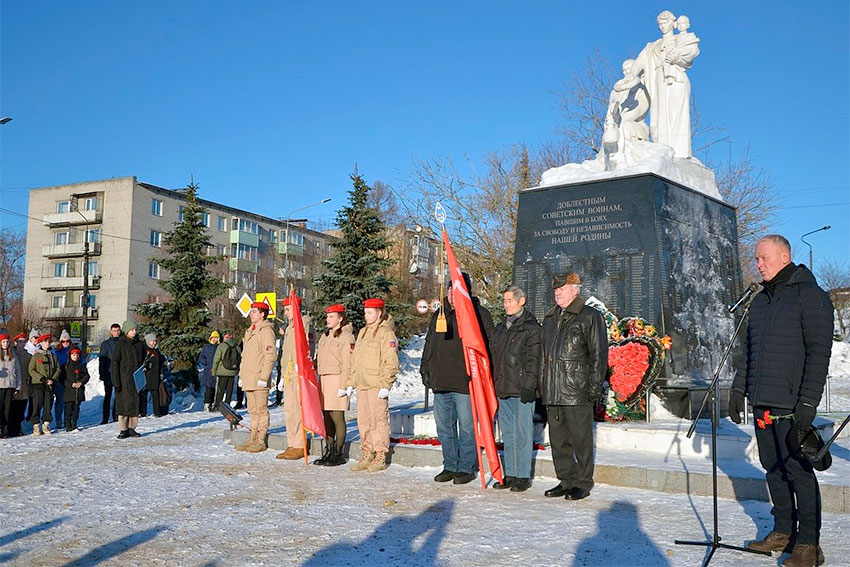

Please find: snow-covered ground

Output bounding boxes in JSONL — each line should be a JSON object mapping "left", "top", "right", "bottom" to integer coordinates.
{"left": 2, "top": 408, "right": 849, "bottom": 567}
{"left": 1, "top": 339, "right": 847, "bottom": 566}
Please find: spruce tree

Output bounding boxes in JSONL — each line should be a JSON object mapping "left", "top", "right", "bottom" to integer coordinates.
{"left": 135, "top": 182, "right": 227, "bottom": 389}
{"left": 312, "top": 173, "right": 395, "bottom": 332}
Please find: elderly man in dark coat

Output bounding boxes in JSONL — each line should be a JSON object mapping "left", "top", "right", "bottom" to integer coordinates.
{"left": 111, "top": 320, "right": 146, "bottom": 439}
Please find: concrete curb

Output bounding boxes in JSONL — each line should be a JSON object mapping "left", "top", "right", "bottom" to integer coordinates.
{"left": 222, "top": 429, "right": 849, "bottom": 514}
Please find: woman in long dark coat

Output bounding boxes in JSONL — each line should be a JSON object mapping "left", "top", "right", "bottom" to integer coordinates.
{"left": 111, "top": 320, "right": 145, "bottom": 439}
{"left": 140, "top": 333, "right": 167, "bottom": 417}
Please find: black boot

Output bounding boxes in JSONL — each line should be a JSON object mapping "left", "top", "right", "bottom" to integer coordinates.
{"left": 117, "top": 430, "right": 129, "bottom": 439}
{"left": 325, "top": 444, "right": 346, "bottom": 466}
{"left": 313, "top": 443, "right": 332, "bottom": 466}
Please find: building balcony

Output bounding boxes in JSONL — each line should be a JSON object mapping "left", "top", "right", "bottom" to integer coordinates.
{"left": 42, "top": 242, "right": 102, "bottom": 258}
{"left": 40, "top": 275, "right": 102, "bottom": 291}
{"left": 43, "top": 209, "right": 102, "bottom": 227}
{"left": 229, "top": 258, "right": 258, "bottom": 273}
{"left": 44, "top": 307, "right": 98, "bottom": 320}
{"left": 278, "top": 242, "right": 304, "bottom": 256}
{"left": 230, "top": 229, "right": 259, "bottom": 248}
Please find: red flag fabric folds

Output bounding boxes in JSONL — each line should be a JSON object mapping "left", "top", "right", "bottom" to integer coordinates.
{"left": 441, "top": 229, "right": 504, "bottom": 487}
{"left": 290, "top": 289, "right": 326, "bottom": 438}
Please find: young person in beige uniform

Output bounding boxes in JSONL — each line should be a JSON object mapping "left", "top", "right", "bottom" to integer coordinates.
{"left": 275, "top": 296, "right": 315, "bottom": 460}
{"left": 236, "top": 302, "right": 276, "bottom": 453}
{"left": 314, "top": 303, "right": 355, "bottom": 466}
{"left": 349, "top": 298, "right": 399, "bottom": 473}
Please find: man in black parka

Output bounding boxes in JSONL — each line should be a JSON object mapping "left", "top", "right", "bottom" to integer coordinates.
{"left": 540, "top": 272, "right": 607, "bottom": 501}
{"left": 420, "top": 273, "right": 494, "bottom": 485}
{"left": 730, "top": 235, "right": 833, "bottom": 566}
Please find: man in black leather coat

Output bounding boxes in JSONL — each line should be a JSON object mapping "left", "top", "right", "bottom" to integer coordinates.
{"left": 729, "top": 234, "right": 833, "bottom": 566}
{"left": 540, "top": 272, "right": 607, "bottom": 501}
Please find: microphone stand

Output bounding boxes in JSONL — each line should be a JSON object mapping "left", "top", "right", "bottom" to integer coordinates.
{"left": 674, "top": 300, "right": 770, "bottom": 566}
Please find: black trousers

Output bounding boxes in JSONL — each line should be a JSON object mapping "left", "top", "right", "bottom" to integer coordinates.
{"left": 30, "top": 386, "right": 53, "bottom": 424}
{"left": 753, "top": 406, "right": 821, "bottom": 544}
{"left": 64, "top": 401, "right": 81, "bottom": 431}
{"left": 0, "top": 388, "right": 14, "bottom": 435}
{"left": 8, "top": 399, "right": 28, "bottom": 435}
{"left": 214, "top": 375, "right": 234, "bottom": 409}
{"left": 138, "top": 387, "right": 162, "bottom": 418}
{"left": 546, "top": 405, "right": 595, "bottom": 492}
{"left": 102, "top": 380, "right": 118, "bottom": 423}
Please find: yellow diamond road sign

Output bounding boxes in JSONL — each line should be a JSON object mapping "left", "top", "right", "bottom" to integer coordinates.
{"left": 256, "top": 292, "right": 276, "bottom": 319}
{"left": 236, "top": 293, "right": 252, "bottom": 318}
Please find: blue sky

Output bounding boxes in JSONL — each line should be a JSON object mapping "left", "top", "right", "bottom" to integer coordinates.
{"left": 1, "top": 1, "right": 848, "bottom": 271}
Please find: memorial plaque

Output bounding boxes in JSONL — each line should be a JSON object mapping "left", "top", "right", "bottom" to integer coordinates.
{"left": 513, "top": 173, "right": 742, "bottom": 386}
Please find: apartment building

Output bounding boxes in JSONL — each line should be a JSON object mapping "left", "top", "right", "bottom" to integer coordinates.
{"left": 23, "top": 176, "right": 335, "bottom": 343}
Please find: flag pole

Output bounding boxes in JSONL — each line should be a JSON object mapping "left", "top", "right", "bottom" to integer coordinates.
{"left": 466, "top": 349, "right": 488, "bottom": 489}
{"left": 298, "top": 376, "right": 309, "bottom": 465}
{"left": 290, "top": 285, "right": 310, "bottom": 466}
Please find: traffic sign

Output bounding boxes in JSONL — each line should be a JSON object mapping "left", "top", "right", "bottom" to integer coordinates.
{"left": 236, "top": 293, "right": 252, "bottom": 318}
{"left": 416, "top": 299, "right": 429, "bottom": 314}
{"left": 430, "top": 299, "right": 442, "bottom": 312}
{"left": 256, "top": 292, "right": 276, "bottom": 318}
{"left": 70, "top": 321, "right": 82, "bottom": 338}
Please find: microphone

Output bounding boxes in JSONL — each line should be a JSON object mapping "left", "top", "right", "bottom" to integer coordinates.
{"left": 728, "top": 282, "right": 763, "bottom": 314}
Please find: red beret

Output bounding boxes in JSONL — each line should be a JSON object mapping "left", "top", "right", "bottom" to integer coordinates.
{"left": 281, "top": 296, "right": 301, "bottom": 307}
{"left": 38, "top": 333, "right": 52, "bottom": 343}
{"left": 70, "top": 347, "right": 82, "bottom": 356}
{"left": 0, "top": 333, "right": 9, "bottom": 342}
{"left": 12, "top": 333, "right": 26, "bottom": 342}
{"left": 363, "top": 298, "right": 385, "bottom": 309}
{"left": 324, "top": 304, "right": 345, "bottom": 314}
{"left": 250, "top": 301, "right": 270, "bottom": 311}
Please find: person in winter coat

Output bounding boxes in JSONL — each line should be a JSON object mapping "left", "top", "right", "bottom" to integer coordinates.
{"left": 211, "top": 331, "right": 240, "bottom": 411}
{"left": 313, "top": 303, "right": 355, "bottom": 466}
{"left": 111, "top": 320, "right": 146, "bottom": 439}
{"left": 540, "top": 272, "right": 608, "bottom": 501}
{"left": 25, "top": 329, "right": 40, "bottom": 355}
{"left": 729, "top": 235, "right": 834, "bottom": 566}
{"left": 349, "top": 298, "right": 399, "bottom": 473}
{"left": 53, "top": 329, "right": 73, "bottom": 430}
{"left": 0, "top": 333, "right": 21, "bottom": 438}
{"left": 420, "top": 273, "right": 495, "bottom": 485}
{"left": 276, "top": 296, "right": 316, "bottom": 460}
{"left": 199, "top": 330, "right": 220, "bottom": 412}
{"left": 236, "top": 302, "right": 276, "bottom": 453}
{"left": 10, "top": 333, "right": 31, "bottom": 436}
{"left": 28, "top": 334, "right": 60, "bottom": 435}
{"left": 63, "top": 347, "right": 89, "bottom": 432}
{"left": 490, "top": 285, "right": 542, "bottom": 492}
{"left": 98, "top": 323, "right": 122, "bottom": 424}
{"left": 139, "top": 333, "right": 167, "bottom": 417}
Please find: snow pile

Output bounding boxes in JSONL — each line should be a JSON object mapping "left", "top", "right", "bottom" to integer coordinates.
{"left": 824, "top": 339, "right": 850, "bottom": 412}
{"left": 391, "top": 334, "right": 426, "bottom": 403}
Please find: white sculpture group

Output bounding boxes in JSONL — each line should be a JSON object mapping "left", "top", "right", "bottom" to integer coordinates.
{"left": 604, "top": 11, "right": 700, "bottom": 165}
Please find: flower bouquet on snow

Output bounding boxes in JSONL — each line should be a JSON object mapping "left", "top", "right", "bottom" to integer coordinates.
{"left": 587, "top": 299, "right": 671, "bottom": 422}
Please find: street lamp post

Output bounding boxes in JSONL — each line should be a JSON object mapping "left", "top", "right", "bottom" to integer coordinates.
{"left": 70, "top": 194, "right": 91, "bottom": 356}
{"left": 282, "top": 198, "right": 331, "bottom": 291}
{"left": 800, "top": 225, "right": 831, "bottom": 272}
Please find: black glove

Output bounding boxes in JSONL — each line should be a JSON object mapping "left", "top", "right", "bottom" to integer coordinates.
{"left": 520, "top": 387, "right": 536, "bottom": 404}
{"left": 728, "top": 390, "right": 745, "bottom": 424}
{"left": 421, "top": 371, "right": 432, "bottom": 389}
{"left": 793, "top": 401, "right": 817, "bottom": 431}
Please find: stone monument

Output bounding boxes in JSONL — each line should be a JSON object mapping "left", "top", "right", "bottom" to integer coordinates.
{"left": 515, "top": 11, "right": 743, "bottom": 416}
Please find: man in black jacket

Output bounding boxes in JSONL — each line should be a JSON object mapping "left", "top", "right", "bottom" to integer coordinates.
{"left": 421, "top": 273, "right": 494, "bottom": 485}
{"left": 490, "top": 285, "right": 542, "bottom": 492}
{"left": 98, "top": 323, "right": 121, "bottom": 424}
{"left": 540, "top": 272, "right": 607, "bottom": 501}
{"left": 729, "top": 235, "right": 833, "bottom": 566}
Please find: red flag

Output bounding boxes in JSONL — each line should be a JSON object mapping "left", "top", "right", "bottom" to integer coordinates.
{"left": 290, "top": 289, "right": 326, "bottom": 440}
{"left": 442, "top": 229, "right": 504, "bottom": 487}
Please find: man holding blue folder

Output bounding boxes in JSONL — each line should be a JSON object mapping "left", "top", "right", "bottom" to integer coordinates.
{"left": 112, "top": 319, "right": 146, "bottom": 439}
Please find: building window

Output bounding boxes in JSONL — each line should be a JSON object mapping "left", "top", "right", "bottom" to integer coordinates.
{"left": 218, "top": 216, "right": 227, "bottom": 231}
{"left": 84, "top": 294, "right": 96, "bottom": 308}
{"left": 201, "top": 212, "right": 210, "bottom": 227}
{"left": 236, "top": 243, "right": 258, "bottom": 262}
{"left": 217, "top": 244, "right": 227, "bottom": 257}
{"left": 57, "top": 201, "right": 71, "bottom": 213}
{"left": 150, "top": 230, "right": 162, "bottom": 247}
{"left": 269, "top": 230, "right": 277, "bottom": 243}
{"left": 238, "top": 219, "right": 259, "bottom": 234}
{"left": 178, "top": 206, "right": 185, "bottom": 222}
{"left": 84, "top": 197, "right": 99, "bottom": 211}
{"left": 87, "top": 261, "right": 99, "bottom": 277}
{"left": 151, "top": 199, "right": 163, "bottom": 216}
{"left": 148, "top": 262, "right": 160, "bottom": 279}
{"left": 55, "top": 232, "right": 68, "bottom": 245}
{"left": 146, "top": 294, "right": 161, "bottom": 304}
{"left": 287, "top": 231, "right": 303, "bottom": 246}
{"left": 52, "top": 295, "right": 65, "bottom": 308}
{"left": 54, "top": 263, "right": 67, "bottom": 277}
{"left": 86, "top": 229, "right": 101, "bottom": 243}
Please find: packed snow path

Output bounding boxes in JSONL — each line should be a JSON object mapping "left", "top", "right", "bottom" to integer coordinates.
{"left": 1, "top": 410, "right": 848, "bottom": 566}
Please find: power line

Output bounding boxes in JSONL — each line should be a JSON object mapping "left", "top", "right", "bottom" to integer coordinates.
{"left": 780, "top": 202, "right": 849, "bottom": 209}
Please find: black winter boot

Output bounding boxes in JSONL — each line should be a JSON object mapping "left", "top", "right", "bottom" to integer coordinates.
{"left": 313, "top": 443, "right": 332, "bottom": 466}
{"left": 325, "top": 444, "right": 346, "bottom": 467}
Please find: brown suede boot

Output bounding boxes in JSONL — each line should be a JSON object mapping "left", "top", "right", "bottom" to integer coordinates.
{"left": 235, "top": 429, "right": 255, "bottom": 451}
{"left": 747, "top": 531, "right": 792, "bottom": 553}
{"left": 782, "top": 543, "right": 824, "bottom": 566}
{"left": 275, "top": 446, "right": 305, "bottom": 460}
{"left": 350, "top": 450, "right": 374, "bottom": 471}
